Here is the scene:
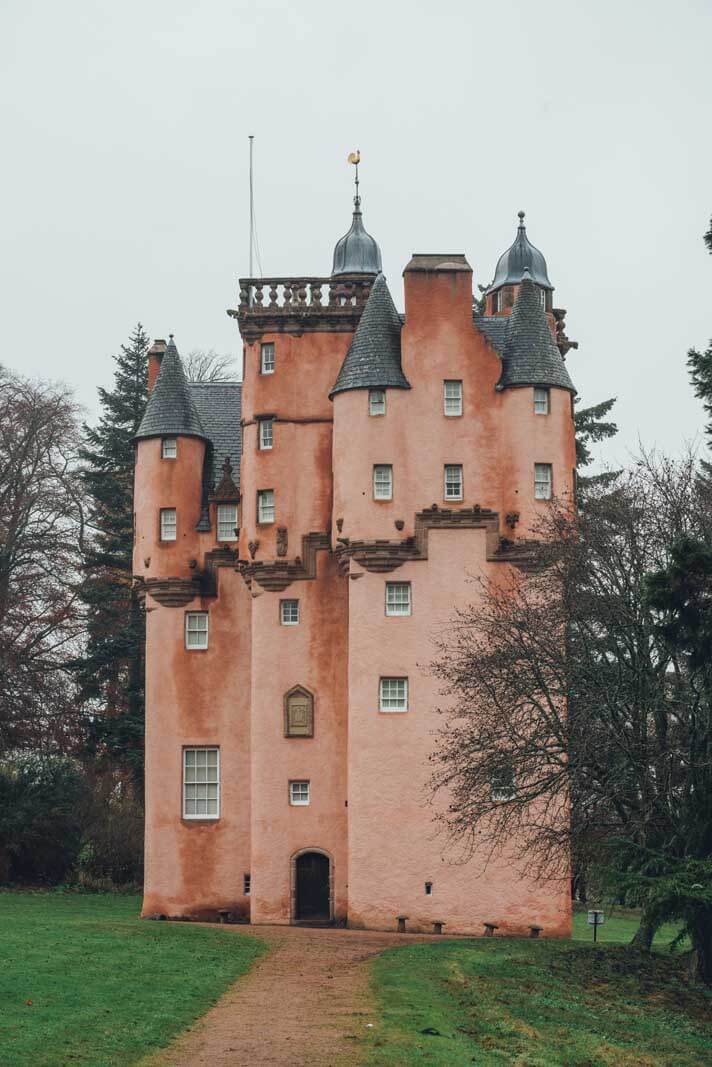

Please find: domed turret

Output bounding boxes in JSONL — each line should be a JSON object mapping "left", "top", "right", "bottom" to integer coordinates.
{"left": 331, "top": 153, "right": 382, "bottom": 276}
{"left": 488, "top": 211, "right": 553, "bottom": 292}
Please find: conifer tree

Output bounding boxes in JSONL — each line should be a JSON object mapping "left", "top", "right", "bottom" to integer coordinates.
{"left": 76, "top": 325, "right": 149, "bottom": 789}
{"left": 687, "top": 215, "right": 712, "bottom": 482}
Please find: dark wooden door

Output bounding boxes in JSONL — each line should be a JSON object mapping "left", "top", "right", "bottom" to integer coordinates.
{"left": 295, "top": 852, "right": 330, "bottom": 920}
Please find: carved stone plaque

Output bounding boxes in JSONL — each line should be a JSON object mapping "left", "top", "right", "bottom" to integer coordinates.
{"left": 284, "top": 686, "right": 314, "bottom": 738}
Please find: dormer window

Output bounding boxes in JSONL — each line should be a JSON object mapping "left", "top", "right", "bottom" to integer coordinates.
{"left": 162, "top": 438, "right": 177, "bottom": 459}
{"left": 369, "top": 390, "right": 386, "bottom": 416}
{"left": 217, "top": 503, "right": 238, "bottom": 541}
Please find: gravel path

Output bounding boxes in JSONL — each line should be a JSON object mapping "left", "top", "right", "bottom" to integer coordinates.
{"left": 145, "top": 923, "right": 433, "bottom": 1067}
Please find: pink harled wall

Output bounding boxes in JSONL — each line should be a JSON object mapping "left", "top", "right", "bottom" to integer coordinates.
{"left": 142, "top": 568, "right": 252, "bottom": 919}
{"left": 344, "top": 528, "right": 570, "bottom": 936}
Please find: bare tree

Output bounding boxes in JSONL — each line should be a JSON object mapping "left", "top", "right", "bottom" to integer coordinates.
{"left": 430, "top": 452, "right": 712, "bottom": 980}
{"left": 0, "top": 366, "right": 87, "bottom": 753}
{"left": 183, "top": 349, "right": 238, "bottom": 383}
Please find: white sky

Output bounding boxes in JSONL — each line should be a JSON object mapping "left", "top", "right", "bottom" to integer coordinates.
{"left": 1, "top": 0, "right": 710, "bottom": 467}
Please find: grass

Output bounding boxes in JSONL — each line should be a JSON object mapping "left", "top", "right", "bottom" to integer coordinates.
{"left": 362, "top": 909, "right": 712, "bottom": 1066}
{"left": 0, "top": 891, "right": 264, "bottom": 1067}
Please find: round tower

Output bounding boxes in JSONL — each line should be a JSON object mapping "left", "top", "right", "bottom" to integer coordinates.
{"left": 133, "top": 336, "right": 208, "bottom": 581}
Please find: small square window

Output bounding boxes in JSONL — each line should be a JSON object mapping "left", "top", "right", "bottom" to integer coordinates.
{"left": 491, "top": 767, "right": 516, "bottom": 802}
{"left": 386, "top": 582, "right": 411, "bottom": 617}
{"left": 379, "top": 677, "right": 408, "bottom": 712}
{"left": 534, "top": 463, "right": 553, "bottom": 500}
{"left": 257, "top": 489, "right": 275, "bottom": 524}
{"left": 259, "top": 418, "right": 274, "bottom": 449}
{"left": 217, "top": 503, "right": 238, "bottom": 541}
{"left": 260, "top": 343, "right": 275, "bottom": 374}
{"left": 280, "top": 599, "right": 300, "bottom": 625}
{"left": 185, "top": 612, "right": 208, "bottom": 650}
{"left": 289, "top": 780, "right": 310, "bottom": 806}
{"left": 183, "top": 747, "right": 219, "bottom": 819}
{"left": 369, "top": 389, "right": 386, "bottom": 416}
{"left": 373, "top": 464, "right": 393, "bottom": 501}
{"left": 162, "top": 437, "right": 177, "bottom": 459}
{"left": 534, "top": 388, "right": 550, "bottom": 415}
{"left": 160, "top": 507, "right": 177, "bottom": 541}
{"left": 443, "top": 380, "right": 462, "bottom": 417}
{"left": 444, "top": 464, "right": 463, "bottom": 501}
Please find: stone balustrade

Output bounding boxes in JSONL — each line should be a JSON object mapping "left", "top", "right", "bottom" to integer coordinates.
{"left": 228, "top": 276, "right": 374, "bottom": 339}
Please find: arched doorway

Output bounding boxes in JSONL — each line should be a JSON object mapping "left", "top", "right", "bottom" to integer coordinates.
{"left": 294, "top": 851, "right": 331, "bottom": 922}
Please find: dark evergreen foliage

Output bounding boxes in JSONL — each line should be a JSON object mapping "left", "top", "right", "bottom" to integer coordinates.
{"left": 76, "top": 325, "right": 149, "bottom": 788}
{"left": 574, "top": 397, "right": 618, "bottom": 470}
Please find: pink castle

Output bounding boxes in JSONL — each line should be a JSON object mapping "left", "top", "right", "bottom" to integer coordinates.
{"left": 133, "top": 186, "right": 576, "bottom": 935}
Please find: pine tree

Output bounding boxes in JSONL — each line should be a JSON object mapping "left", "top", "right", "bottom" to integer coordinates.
{"left": 687, "top": 215, "right": 712, "bottom": 483}
{"left": 76, "top": 325, "right": 149, "bottom": 789}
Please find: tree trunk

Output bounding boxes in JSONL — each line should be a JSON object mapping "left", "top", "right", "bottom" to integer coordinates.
{"left": 689, "top": 911, "right": 712, "bottom": 986}
{"left": 630, "top": 911, "right": 657, "bottom": 951}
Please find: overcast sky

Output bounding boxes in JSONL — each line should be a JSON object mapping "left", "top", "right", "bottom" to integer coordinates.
{"left": 1, "top": 0, "right": 710, "bottom": 467}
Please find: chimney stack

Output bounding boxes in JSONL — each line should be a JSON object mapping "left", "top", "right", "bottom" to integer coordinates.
{"left": 148, "top": 338, "right": 167, "bottom": 392}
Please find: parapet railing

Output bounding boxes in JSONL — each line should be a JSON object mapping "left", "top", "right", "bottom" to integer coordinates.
{"left": 237, "top": 277, "right": 373, "bottom": 311}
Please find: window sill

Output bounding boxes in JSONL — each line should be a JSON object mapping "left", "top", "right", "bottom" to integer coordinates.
{"left": 182, "top": 816, "right": 220, "bottom": 823}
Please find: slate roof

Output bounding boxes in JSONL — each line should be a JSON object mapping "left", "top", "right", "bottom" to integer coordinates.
{"left": 495, "top": 272, "right": 576, "bottom": 393}
{"left": 134, "top": 338, "right": 207, "bottom": 442}
{"left": 329, "top": 273, "right": 410, "bottom": 398}
{"left": 474, "top": 314, "right": 509, "bottom": 355}
{"left": 487, "top": 211, "right": 553, "bottom": 292}
{"left": 189, "top": 381, "right": 242, "bottom": 487}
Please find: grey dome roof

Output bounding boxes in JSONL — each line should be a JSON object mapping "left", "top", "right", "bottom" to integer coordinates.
{"left": 331, "top": 198, "right": 382, "bottom": 277}
{"left": 329, "top": 273, "right": 410, "bottom": 398}
{"left": 488, "top": 211, "right": 553, "bottom": 292}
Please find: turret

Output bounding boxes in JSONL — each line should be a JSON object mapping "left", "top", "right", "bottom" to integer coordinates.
{"left": 495, "top": 273, "right": 576, "bottom": 534}
{"left": 330, "top": 274, "right": 410, "bottom": 542}
{"left": 485, "top": 211, "right": 554, "bottom": 315}
{"left": 133, "top": 336, "right": 208, "bottom": 581}
{"left": 331, "top": 153, "right": 382, "bottom": 277}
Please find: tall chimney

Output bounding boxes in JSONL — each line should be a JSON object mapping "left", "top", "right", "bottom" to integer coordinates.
{"left": 148, "top": 338, "right": 167, "bottom": 392}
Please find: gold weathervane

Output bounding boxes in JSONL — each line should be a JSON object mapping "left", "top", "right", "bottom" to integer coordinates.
{"left": 347, "top": 150, "right": 360, "bottom": 165}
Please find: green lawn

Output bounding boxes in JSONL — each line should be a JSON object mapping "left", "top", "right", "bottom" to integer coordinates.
{"left": 0, "top": 892, "right": 264, "bottom": 1067}
{"left": 362, "top": 910, "right": 712, "bottom": 1066}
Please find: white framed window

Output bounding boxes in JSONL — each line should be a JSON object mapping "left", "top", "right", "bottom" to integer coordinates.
{"left": 443, "top": 380, "right": 462, "bottom": 416}
{"left": 379, "top": 676, "right": 408, "bottom": 712}
{"left": 444, "top": 464, "right": 463, "bottom": 501}
{"left": 492, "top": 290, "right": 502, "bottom": 313}
{"left": 160, "top": 507, "right": 177, "bottom": 541}
{"left": 185, "top": 611, "right": 209, "bottom": 650}
{"left": 183, "top": 748, "right": 220, "bottom": 819}
{"left": 385, "top": 582, "right": 411, "bottom": 617}
{"left": 259, "top": 418, "right": 273, "bottom": 450}
{"left": 535, "top": 463, "right": 553, "bottom": 500}
{"left": 162, "top": 437, "right": 177, "bottom": 459}
{"left": 260, "top": 342, "right": 275, "bottom": 374}
{"left": 217, "top": 503, "right": 238, "bottom": 541}
{"left": 289, "top": 780, "right": 310, "bottom": 806}
{"left": 539, "top": 289, "right": 547, "bottom": 309}
{"left": 369, "top": 389, "right": 386, "bottom": 416}
{"left": 491, "top": 768, "right": 516, "bottom": 802}
{"left": 280, "top": 599, "right": 300, "bottom": 625}
{"left": 257, "top": 489, "right": 275, "bottom": 524}
{"left": 373, "top": 464, "right": 393, "bottom": 501}
{"left": 534, "top": 387, "right": 550, "bottom": 415}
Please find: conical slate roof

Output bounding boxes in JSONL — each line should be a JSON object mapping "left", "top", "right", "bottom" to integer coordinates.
{"left": 329, "top": 274, "right": 410, "bottom": 398}
{"left": 331, "top": 199, "right": 382, "bottom": 277}
{"left": 488, "top": 211, "right": 553, "bottom": 292}
{"left": 134, "top": 337, "right": 207, "bottom": 441}
{"left": 497, "top": 272, "right": 575, "bottom": 392}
